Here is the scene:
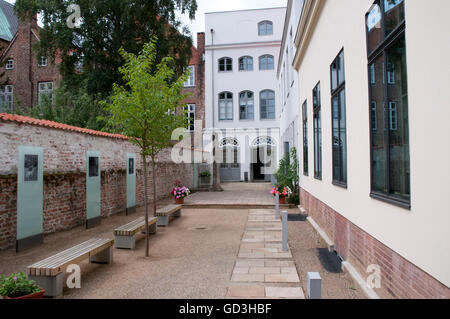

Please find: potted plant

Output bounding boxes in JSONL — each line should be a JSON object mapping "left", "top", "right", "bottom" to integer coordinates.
{"left": 270, "top": 185, "right": 292, "bottom": 205}
{"left": 199, "top": 170, "right": 211, "bottom": 185}
{"left": 0, "top": 272, "right": 45, "bottom": 299}
{"left": 171, "top": 180, "right": 190, "bottom": 204}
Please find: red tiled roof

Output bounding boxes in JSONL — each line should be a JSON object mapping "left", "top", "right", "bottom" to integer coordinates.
{"left": 0, "top": 113, "right": 128, "bottom": 140}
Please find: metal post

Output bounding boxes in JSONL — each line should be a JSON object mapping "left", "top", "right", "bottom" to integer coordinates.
{"left": 307, "top": 272, "right": 322, "bottom": 299}
{"left": 275, "top": 193, "right": 279, "bottom": 219}
{"left": 282, "top": 210, "right": 288, "bottom": 252}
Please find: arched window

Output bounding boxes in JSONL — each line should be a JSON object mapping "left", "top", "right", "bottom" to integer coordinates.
{"left": 259, "top": 55, "right": 274, "bottom": 70}
{"left": 218, "top": 57, "right": 233, "bottom": 72}
{"left": 239, "top": 56, "right": 253, "bottom": 71}
{"left": 239, "top": 91, "right": 254, "bottom": 120}
{"left": 258, "top": 20, "right": 273, "bottom": 36}
{"left": 260, "top": 90, "right": 275, "bottom": 120}
{"left": 219, "top": 92, "right": 233, "bottom": 120}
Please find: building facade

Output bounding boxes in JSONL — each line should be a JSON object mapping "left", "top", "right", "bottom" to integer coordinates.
{"left": 290, "top": 0, "right": 450, "bottom": 298}
{"left": 203, "top": 7, "right": 286, "bottom": 182}
{"left": 277, "top": 0, "right": 304, "bottom": 162}
{"left": 0, "top": 6, "right": 60, "bottom": 112}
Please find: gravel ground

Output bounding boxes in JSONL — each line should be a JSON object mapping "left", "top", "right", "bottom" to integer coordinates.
{"left": 287, "top": 209, "right": 367, "bottom": 299}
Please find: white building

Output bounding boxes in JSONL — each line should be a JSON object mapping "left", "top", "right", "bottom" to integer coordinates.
{"left": 277, "top": 0, "right": 305, "bottom": 161}
{"left": 203, "top": 7, "right": 286, "bottom": 182}
{"left": 289, "top": 0, "right": 450, "bottom": 298}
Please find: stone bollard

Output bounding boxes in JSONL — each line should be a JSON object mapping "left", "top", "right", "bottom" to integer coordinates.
{"left": 275, "top": 193, "right": 279, "bottom": 220}
{"left": 307, "top": 272, "right": 322, "bottom": 299}
{"left": 282, "top": 210, "right": 288, "bottom": 252}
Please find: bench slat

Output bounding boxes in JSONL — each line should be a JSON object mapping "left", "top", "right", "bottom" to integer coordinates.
{"left": 114, "top": 217, "right": 157, "bottom": 236}
{"left": 28, "top": 238, "right": 113, "bottom": 277}
{"left": 155, "top": 205, "right": 182, "bottom": 216}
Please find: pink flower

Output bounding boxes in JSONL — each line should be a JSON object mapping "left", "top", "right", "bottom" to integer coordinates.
{"left": 13, "top": 276, "right": 17, "bottom": 282}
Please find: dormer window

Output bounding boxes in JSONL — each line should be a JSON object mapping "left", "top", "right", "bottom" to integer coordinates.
{"left": 38, "top": 56, "right": 48, "bottom": 67}
{"left": 5, "top": 59, "right": 14, "bottom": 70}
{"left": 258, "top": 21, "right": 273, "bottom": 36}
{"left": 218, "top": 57, "right": 233, "bottom": 72}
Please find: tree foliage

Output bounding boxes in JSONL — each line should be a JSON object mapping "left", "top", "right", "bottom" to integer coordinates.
{"left": 14, "top": 0, "right": 197, "bottom": 97}
{"left": 275, "top": 147, "right": 300, "bottom": 205}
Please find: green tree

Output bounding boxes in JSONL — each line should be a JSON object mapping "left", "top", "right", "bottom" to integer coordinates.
{"left": 12, "top": 82, "right": 106, "bottom": 131}
{"left": 14, "top": 0, "right": 197, "bottom": 98}
{"left": 101, "top": 39, "right": 189, "bottom": 257}
{"left": 275, "top": 147, "right": 300, "bottom": 205}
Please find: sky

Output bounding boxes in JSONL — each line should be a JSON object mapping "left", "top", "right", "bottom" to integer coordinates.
{"left": 4, "top": 0, "right": 288, "bottom": 44}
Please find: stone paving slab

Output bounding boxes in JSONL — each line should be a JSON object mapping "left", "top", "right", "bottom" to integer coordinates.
{"left": 226, "top": 285, "right": 305, "bottom": 299}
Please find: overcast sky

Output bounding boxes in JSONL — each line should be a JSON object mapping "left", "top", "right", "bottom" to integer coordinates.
{"left": 5, "top": 0, "right": 287, "bottom": 44}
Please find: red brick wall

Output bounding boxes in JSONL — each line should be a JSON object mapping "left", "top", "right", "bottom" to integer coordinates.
{"left": 1, "top": 16, "right": 60, "bottom": 109}
{"left": 300, "top": 188, "right": 450, "bottom": 299}
{"left": 0, "top": 120, "right": 195, "bottom": 251}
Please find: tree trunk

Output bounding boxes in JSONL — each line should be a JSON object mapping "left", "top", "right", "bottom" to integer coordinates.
{"left": 151, "top": 158, "right": 157, "bottom": 218}
{"left": 142, "top": 154, "right": 149, "bottom": 257}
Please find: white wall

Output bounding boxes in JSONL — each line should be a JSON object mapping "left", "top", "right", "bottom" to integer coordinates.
{"left": 296, "top": 0, "right": 450, "bottom": 287}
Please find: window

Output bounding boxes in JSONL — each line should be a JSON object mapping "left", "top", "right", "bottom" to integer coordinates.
{"left": 24, "top": 154, "right": 39, "bottom": 182}
{"left": 88, "top": 157, "right": 99, "bottom": 177}
{"left": 259, "top": 55, "right": 274, "bottom": 70}
{"left": 260, "top": 90, "right": 275, "bottom": 120}
{"left": 219, "top": 92, "right": 233, "bottom": 120}
{"left": 366, "top": 0, "right": 409, "bottom": 207}
{"left": 185, "top": 104, "right": 195, "bottom": 131}
{"left": 302, "top": 100, "right": 308, "bottom": 175}
{"left": 313, "top": 82, "right": 322, "bottom": 179}
{"left": 369, "top": 64, "right": 376, "bottom": 84}
{"left": 0, "top": 85, "right": 14, "bottom": 112}
{"left": 184, "top": 66, "right": 195, "bottom": 87}
{"left": 38, "top": 82, "right": 53, "bottom": 104}
{"left": 5, "top": 59, "right": 13, "bottom": 70}
{"left": 330, "top": 50, "right": 347, "bottom": 186}
{"left": 239, "top": 56, "right": 253, "bottom": 71}
{"left": 38, "top": 56, "right": 47, "bottom": 67}
{"left": 128, "top": 158, "right": 135, "bottom": 175}
{"left": 258, "top": 21, "right": 273, "bottom": 36}
{"left": 239, "top": 91, "right": 254, "bottom": 120}
{"left": 218, "top": 57, "right": 232, "bottom": 72}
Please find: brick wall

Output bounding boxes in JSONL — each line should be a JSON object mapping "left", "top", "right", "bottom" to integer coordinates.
{"left": 300, "top": 188, "right": 450, "bottom": 299}
{"left": 0, "top": 120, "right": 195, "bottom": 251}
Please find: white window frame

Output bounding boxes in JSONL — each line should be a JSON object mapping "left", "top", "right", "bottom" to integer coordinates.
{"left": 219, "top": 92, "right": 233, "bottom": 121}
{"left": 185, "top": 104, "right": 195, "bottom": 131}
{"left": 38, "top": 82, "right": 53, "bottom": 105}
{"left": 5, "top": 59, "right": 14, "bottom": 70}
{"left": 0, "top": 85, "right": 14, "bottom": 111}
{"left": 389, "top": 102, "right": 397, "bottom": 131}
{"left": 258, "top": 21, "right": 273, "bottom": 36}
{"left": 184, "top": 66, "right": 195, "bottom": 87}
{"left": 259, "top": 55, "right": 274, "bottom": 70}
{"left": 38, "top": 56, "right": 48, "bottom": 67}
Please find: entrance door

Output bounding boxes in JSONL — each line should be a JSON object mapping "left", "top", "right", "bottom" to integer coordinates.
{"left": 220, "top": 147, "right": 241, "bottom": 181}
{"left": 86, "top": 151, "right": 101, "bottom": 229}
{"left": 252, "top": 146, "right": 274, "bottom": 182}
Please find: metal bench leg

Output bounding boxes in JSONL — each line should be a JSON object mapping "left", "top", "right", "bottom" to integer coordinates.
{"left": 28, "top": 273, "right": 64, "bottom": 298}
{"left": 157, "top": 216, "right": 169, "bottom": 227}
{"left": 114, "top": 235, "right": 136, "bottom": 250}
{"left": 149, "top": 222, "right": 157, "bottom": 234}
{"left": 90, "top": 246, "right": 113, "bottom": 264}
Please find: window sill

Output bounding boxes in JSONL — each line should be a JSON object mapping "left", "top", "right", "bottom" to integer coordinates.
{"left": 314, "top": 175, "right": 322, "bottom": 181}
{"left": 370, "top": 192, "right": 411, "bottom": 210}
{"left": 332, "top": 180, "right": 347, "bottom": 189}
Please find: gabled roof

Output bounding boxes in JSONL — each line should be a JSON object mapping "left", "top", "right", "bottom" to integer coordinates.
{"left": 0, "top": 0, "right": 18, "bottom": 42}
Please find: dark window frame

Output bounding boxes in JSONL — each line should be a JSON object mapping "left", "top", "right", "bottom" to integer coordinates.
{"left": 259, "top": 89, "right": 276, "bottom": 120}
{"left": 218, "top": 91, "right": 233, "bottom": 121}
{"left": 366, "top": 0, "right": 410, "bottom": 209}
{"left": 313, "top": 82, "right": 322, "bottom": 180}
{"left": 239, "top": 91, "right": 254, "bottom": 120}
{"left": 258, "top": 20, "right": 273, "bottom": 36}
{"left": 218, "top": 57, "right": 233, "bottom": 72}
{"left": 302, "top": 100, "right": 308, "bottom": 176}
{"left": 330, "top": 48, "right": 347, "bottom": 188}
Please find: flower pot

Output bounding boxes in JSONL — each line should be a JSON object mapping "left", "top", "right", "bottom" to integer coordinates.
{"left": 174, "top": 197, "right": 184, "bottom": 205}
{"left": 200, "top": 176, "right": 211, "bottom": 185}
{"left": 279, "top": 197, "right": 286, "bottom": 205}
{"left": 3, "top": 290, "right": 45, "bottom": 299}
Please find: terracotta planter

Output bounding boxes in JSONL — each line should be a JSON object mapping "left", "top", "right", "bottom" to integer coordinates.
{"left": 174, "top": 197, "right": 184, "bottom": 205}
{"left": 279, "top": 197, "right": 286, "bottom": 205}
{"left": 3, "top": 290, "right": 45, "bottom": 299}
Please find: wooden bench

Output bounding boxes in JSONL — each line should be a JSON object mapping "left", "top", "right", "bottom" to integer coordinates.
{"left": 27, "top": 238, "right": 114, "bottom": 298}
{"left": 114, "top": 216, "right": 157, "bottom": 250}
{"left": 155, "top": 204, "right": 182, "bottom": 226}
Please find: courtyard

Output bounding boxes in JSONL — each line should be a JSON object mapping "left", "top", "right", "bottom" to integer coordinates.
{"left": 0, "top": 183, "right": 365, "bottom": 299}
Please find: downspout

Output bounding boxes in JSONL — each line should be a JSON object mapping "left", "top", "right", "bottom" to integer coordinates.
{"left": 210, "top": 28, "right": 215, "bottom": 129}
